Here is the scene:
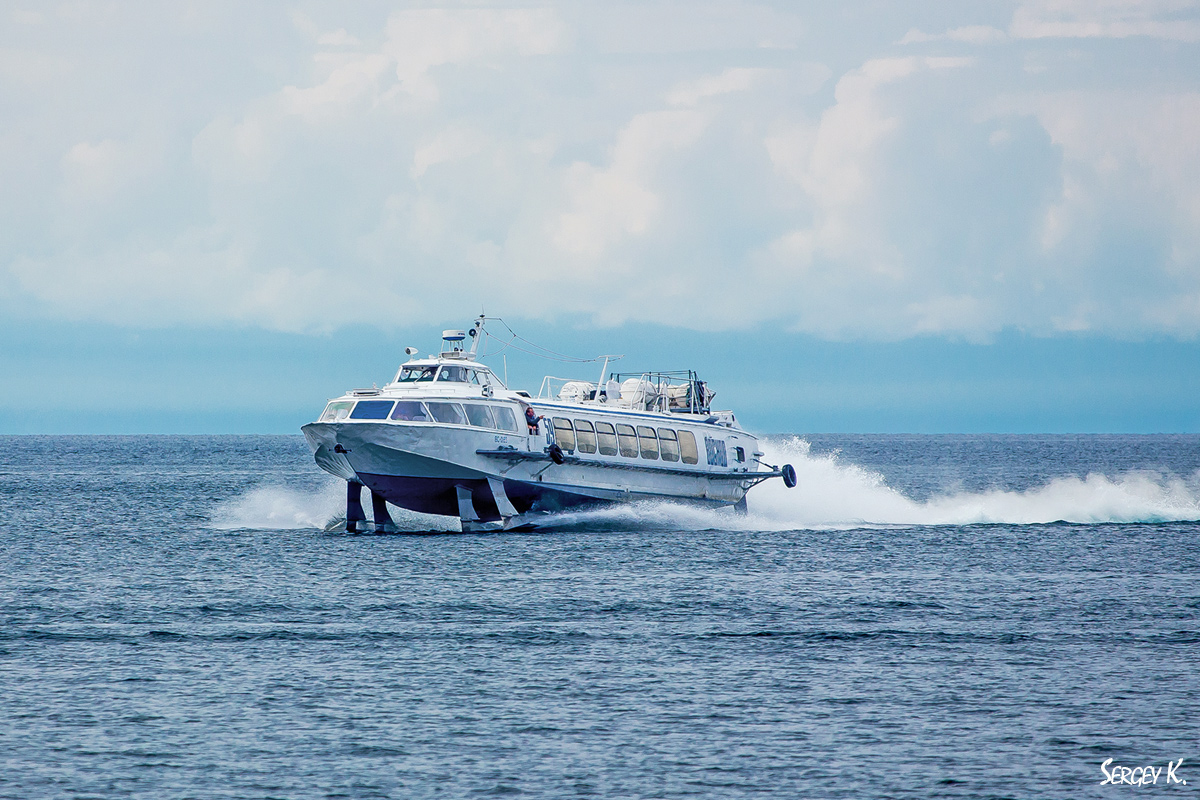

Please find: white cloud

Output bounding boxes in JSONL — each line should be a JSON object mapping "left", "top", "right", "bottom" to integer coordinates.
{"left": 384, "top": 9, "right": 567, "bottom": 103}
{"left": 11, "top": 8, "right": 43, "bottom": 25}
{"left": 900, "top": 25, "right": 1008, "bottom": 45}
{"left": 0, "top": 45, "right": 71, "bottom": 91}
{"left": 4, "top": 1, "right": 1200, "bottom": 341}
{"left": 1011, "top": 0, "right": 1200, "bottom": 41}
{"left": 317, "top": 29, "right": 359, "bottom": 47}
{"left": 60, "top": 139, "right": 150, "bottom": 202}
{"left": 666, "top": 67, "right": 773, "bottom": 106}
{"left": 280, "top": 53, "right": 393, "bottom": 122}
{"left": 1012, "top": 90, "right": 1200, "bottom": 233}
{"left": 586, "top": 2, "right": 806, "bottom": 53}
{"left": 192, "top": 114, "right": 278, "bottom": 183}
{"left": 289, "top": 10, "right": 322, "bottom": 39}
{"left": 760, "top": 55, "right": 1019, "bottom": 338}
{"left": 7, "top": 225, "right": 423, "bottom": 334}
{"left": 768, "top": 57, "right": 972, "bottom": 260}
{"left": 907, "top": 295, "right": 993, "bottom": 335}
{"left": 554, "top": 108, "right": 710, "bottom": 259}
{"left": 290, "top": 12, "right": 359, "bottom": 47}
{"left": 1022, "top": 91, "right": 1200, "bottom": 322}
{"left": 411, "top": 127, "right": 489, "bottom": 179}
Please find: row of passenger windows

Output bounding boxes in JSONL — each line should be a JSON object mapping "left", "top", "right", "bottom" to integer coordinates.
{"left": 551, "top": 417, "right": 700, "bottom": 465}
{"left": 320, "top": 399, "right": 711, "bottom": 468}
{"left": 321, "top": 399, "right": 521, "bottom": 431}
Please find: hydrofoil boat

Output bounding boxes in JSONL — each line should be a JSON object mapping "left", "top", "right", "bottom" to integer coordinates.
{"left": 301, "top": 316, "right": 796, "bottom": 531}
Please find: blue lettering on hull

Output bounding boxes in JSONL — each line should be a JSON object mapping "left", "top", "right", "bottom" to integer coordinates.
{"left": 704, "top": 437, "right": 727, "bottom": 467}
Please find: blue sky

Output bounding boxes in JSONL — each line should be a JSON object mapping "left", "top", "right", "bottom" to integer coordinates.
{"left": 2, "top": 1, "right": 1199, "bottom": 433}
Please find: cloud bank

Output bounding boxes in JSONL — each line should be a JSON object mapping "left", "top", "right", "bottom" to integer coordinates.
{"left": 2, "top": 0, "right": 1200, "bottom": 339}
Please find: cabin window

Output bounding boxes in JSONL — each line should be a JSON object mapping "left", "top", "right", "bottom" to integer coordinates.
{"left": 397, "top": 365, "right": 438, "bottom": 382}
{"left": 390, "top": 401, "right": 431, "bottom": 422}
{"left": 636, "top": 426, "right": 659, "bottom": 460}
{"left": 350, "top": 400, "right": 394, "bottom": 420}
{"left": 595, "top": 422, "right": 618, "bottom": 455}
{"left": 552, "top": 418, "right": 576, "bottom": 452}
{"left": 734, "top": 446, "right": 746, "bottom": 463}
{"left": 616, "top": 424, "right": 639, "bottom": 457}
{"left": 574, "top": 420, "right": 597, "bottom": 454}
{"left": 320, "top": 400, "right": 354, "bottom": 422}
{"left": 466, "top": 370, "right": 482, "bottom": 385}
{"left": 492, "top": 406, "right": 520, "bottom": 432}
{"left": 705, "top": 436, "right": 728, "bottom": 467}
{"left": 437, "top": 365, "right": 469, "bottom": 382}
{"left": 658, "top": 428, "right": 680, "bottom": 462}
{"left": 426, "top": 402, "right": 468, "bottom": 426}
{"left": 463, "top": 404, "right": 496, "bottom": 428}
{"left": 678, "top": 430, "right": 699, "bottom": 464}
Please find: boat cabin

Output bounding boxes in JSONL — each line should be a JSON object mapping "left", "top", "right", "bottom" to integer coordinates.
{"left": 392, "top": 362, "right": 493, "bottom": 386}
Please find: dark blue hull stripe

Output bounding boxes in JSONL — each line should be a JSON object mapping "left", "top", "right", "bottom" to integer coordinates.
{"left": 357, "top": 473, "right": 607, "bottom": 522}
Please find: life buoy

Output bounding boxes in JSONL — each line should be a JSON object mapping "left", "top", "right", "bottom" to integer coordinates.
{"left": 548, "top": 443, "right": 565, "bottom": 465}
{"left": 781, "top": 463, "right": 797, "bottom": 488}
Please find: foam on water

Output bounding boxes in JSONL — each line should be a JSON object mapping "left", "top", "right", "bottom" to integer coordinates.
{"left": 209, "top": 437, "right": 1200, "bottom": 532}
{"left": 210, "top": 482, "right": 345, "bottom": 530}
{"left": 209, "top": 481, "right": 459, "bottom": 531}
{"left": 537, "top": 439, "right": 1200, "bottom": 530}
{"left": 742, "top": 437, "right": 1200, "bottom": 528}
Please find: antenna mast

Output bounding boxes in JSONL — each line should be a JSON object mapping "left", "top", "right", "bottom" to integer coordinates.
{"left": 468, "top": 314, "right": 485, "bottom": 356}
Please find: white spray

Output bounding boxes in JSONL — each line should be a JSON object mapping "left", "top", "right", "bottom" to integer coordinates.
{"left": 746, "top": 437, "right": 1200, "bottom": 528}
{"left": 209, "top": 437, "right": 1200, "bottom": 532}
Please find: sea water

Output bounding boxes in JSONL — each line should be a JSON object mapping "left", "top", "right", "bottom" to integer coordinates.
{"left": 1, "top": 434, "right": 1197, "bottom": 798}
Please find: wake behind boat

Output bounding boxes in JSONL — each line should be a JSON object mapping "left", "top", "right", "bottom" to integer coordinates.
{"left": 302, "top": 316, "right": 796, "bottom": 531}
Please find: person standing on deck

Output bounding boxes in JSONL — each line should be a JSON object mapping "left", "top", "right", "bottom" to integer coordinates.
{"left": 522, "top": 403, "right": 544, "bottom": 435}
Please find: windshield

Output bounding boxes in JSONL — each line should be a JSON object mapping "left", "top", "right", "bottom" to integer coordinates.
{"left": 437, "top": 366, "right": 471, "bottom": 382}
{"left": 397, "top": 365, "right": 438, "bottom": 382}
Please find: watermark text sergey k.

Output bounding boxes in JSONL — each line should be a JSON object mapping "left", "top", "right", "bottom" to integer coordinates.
{"left": 1101, "top": 758, "right": 1186, "bottom": 786}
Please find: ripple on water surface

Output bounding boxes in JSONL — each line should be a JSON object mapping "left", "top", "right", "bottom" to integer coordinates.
{"left": 0, "top": 434, "right": 1197, "bottom": 799}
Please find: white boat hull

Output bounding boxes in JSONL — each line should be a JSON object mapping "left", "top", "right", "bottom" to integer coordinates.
{"left": 302, "top": 420, "right": 758, "bottom": 524}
